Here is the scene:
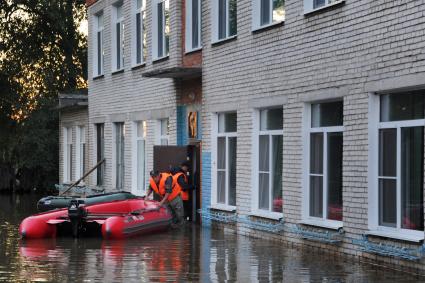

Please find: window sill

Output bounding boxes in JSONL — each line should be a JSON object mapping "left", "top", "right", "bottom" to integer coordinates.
{"left": 304, "top": 0, "right": 345, "bottom": 16}
{"left": 366, "top": 230, "right": 424, "bottom": 243}
{"left": 300, "top": 219, "right": 343, "bottom": 230}
{"left": 210, "top": 204, "right": 236, "bottom": 212}
{"left": 152, "top": 55, "right": 169, "bottom": 63}
{"left": 250, "top": 210, "right": 283, "bottom": 221}
{"left": 252, "top": 21, "right": 284, "bottom": 33}
{"left": 185, "top": 46, "right": 202, "bottom": 55}
{"left": 131, "top": 63, "right": 146, "bottom": 70}
{"left": 92, "top": 74, "right": 104, "bottom": 80}
{"left": 211, "top": 35, "right": 237, "bottom": 47}
{"left": 111, "top": 69, "right": 124, "bottom": 75}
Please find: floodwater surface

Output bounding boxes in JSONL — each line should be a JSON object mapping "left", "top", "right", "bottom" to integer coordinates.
{"left": 0, "top": 194, "right": 423, "bottom": 282}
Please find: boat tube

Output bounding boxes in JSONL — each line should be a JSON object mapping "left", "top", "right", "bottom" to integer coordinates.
{"left": 37, "top": 191, "right": 139, "bottom": 212}
{"left": 20, "top": 198, "right": 172, "bottom": 239}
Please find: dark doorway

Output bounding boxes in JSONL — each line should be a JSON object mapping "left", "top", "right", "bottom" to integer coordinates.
{"left": 153, "top": 144, "right": 201, "bottom": 223}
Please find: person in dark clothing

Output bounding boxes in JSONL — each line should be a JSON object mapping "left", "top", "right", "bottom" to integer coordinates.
{"left": 173, "top": 161, "right": 194, "bottom": 221}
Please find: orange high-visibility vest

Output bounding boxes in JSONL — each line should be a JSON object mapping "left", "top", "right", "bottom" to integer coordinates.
{"left": 149, "top": 173, "right": 181, "bottom": 202}
{"left": 173, "top": 172, "right": 189, "bottom": 201}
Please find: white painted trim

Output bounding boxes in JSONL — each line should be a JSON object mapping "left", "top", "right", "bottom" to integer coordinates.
{"left": 366, "top": 229, "right": 424, "bottom": 243}
{"left": 302, "top": 102, "right": 344, "bottom": 222}
{"left": 368, "top": 92, "right": 425, "bottom": 235}
{"left": 300, "top": 219, "right": 343, "bottom": 230}
{"left": 75, "top": 126, "right": 81, "bottom": 181}
{"left": 303, "top": 0, "right": 344, "bottom": 15}
{"left": 250, "top": 210, "right": 283, "bottom": 220}
{"left": 210, "top": 203, "right": 236, "bottom": 212}
{"left": 156, "top": 118, "right": 169, "bottom": 145}
{"left": 63, "top": 127, "right": 69, "bottom": 183}
{"left": 131, "top": 121, "right": 146, "bottom": 196}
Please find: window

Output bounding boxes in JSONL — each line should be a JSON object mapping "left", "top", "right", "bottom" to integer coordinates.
{"left": 158, "top": 118, "right": 169, "bottom": 145}
{"left": 96, "top": 123, "right": 105, "bottom": 186}
{"left": 255, "top": 108, "right": 283, "bottom": 214}
{"left": 132, "top": 121, "right": 146, "bottom": 195}
{"left": 304, "top": 0, "right": 342, "bottom": 14}
{"left": 212, "top": 0, "right": 237, "bottom": 42}
{"left": 112, "top": 2, "right": 124, "bottom": 71}
{"left": 305, "top": 101, "right": 343, "bottom": 225}
{"left": 64, "top": 127, "right": 73, "bottom": 183}
{"left": 185, "top": 0, "right": 201, "bottom": 52}
{"left": 114, "top": 122, "right": 125, "bottom": 189}
{"left": 252, "top": 0, "right": 285, "bottom": 30}
{"left": 76, "top": 126, "right": 86, "bottom": 181}
{"left": 93, "top": 12, "right": 104, "bottom": 76}
{"left": 132, "top": 0, "right": 147, "bottom": 65}
{"left": 214, "top": 113, "right": 237, "bottom": 207}
{"left": 152, "top": 0, "right": 170, "bottom": 60}
{"left": 376, "top": 92, "right": 424, "bottom": 233}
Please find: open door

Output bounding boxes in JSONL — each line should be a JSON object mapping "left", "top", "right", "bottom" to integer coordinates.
{"left": 153, "top": 145, "right": 201, "bottom": 223}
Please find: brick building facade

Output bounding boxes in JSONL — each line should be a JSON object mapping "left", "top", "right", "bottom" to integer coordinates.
{"left": 59, "top": 0, "right": 425, "bottom": 272}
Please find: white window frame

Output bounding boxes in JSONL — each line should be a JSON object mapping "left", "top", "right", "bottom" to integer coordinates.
{"left": 211, "top": 0, "right": 237, "bottom": 43}
{"left": 185, "top": 0, "right": 202, "bottom": 53}
{"left": 113, "top": 122, "right": 125, "bottom": 190}
{"left": 301, "top": 103, "right": 344, "bottom": 230}
{"left": 75, "top": 126, "right": 86, "bottom": 183}
{"left": 303, "top": 0, "right": 344, "bottom": 15}
{"left": 131, "top": 0, "right": 146, "bottom": 66}
{"left": 251, "top": 109, "right": 283, "bottom": 220}
{"left": 252, "top": 0, "right": 285, "bottom": 31}
{"left": 211, "top": 113, "right": 237, "bottom": 211}
{"left": 156, "top": 118, "right": 169, "bottom": 145}
{"left": 111, "top": 2, "right": 124, "bottom": 72}
{"left": 152, "top": 0, "right": 170, "bottom": 60}
{"left": 368, "top": 94, "right": 425, "bottom": 242}
{"left": 132, "top": 121, "right": 147, "bottom": 196}
{"left": 63, "top": 127, "right": 73, "bottom": 183}
{"left": 93, "top": 12, "right": 104, "bottom": 77}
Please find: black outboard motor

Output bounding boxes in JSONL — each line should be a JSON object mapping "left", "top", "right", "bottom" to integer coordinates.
{"left": 68, "top": 199, "right": 86, "bottom": 238}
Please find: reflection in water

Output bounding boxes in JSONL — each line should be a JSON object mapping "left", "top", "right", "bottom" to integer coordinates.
{"left": 0, "top": 194, "right": 422, "bottom": 282}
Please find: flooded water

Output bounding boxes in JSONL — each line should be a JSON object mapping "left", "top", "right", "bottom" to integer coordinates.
{"left": 0, "top": 194, "right": 423, "bottom": 282}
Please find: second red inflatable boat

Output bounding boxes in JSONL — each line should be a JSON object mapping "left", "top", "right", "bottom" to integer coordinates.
{"left": 19, "top": 198, "right": 172, "bottom": 239}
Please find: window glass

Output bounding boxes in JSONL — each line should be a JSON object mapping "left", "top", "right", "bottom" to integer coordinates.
{"left": 137, "top": 139, "right": 145, "bottom": 191}
{"left": 327, "top": 132, "right": 343, "bottom": 221}
{"left": 260, "top": 108, "right": 283, "bottom": 131}
{"left": 309, "top": 176, "right": 323, "bottom": 217}
{"left": 218, "top": 0, "right": 227, "bottom": 39}
{"left": 192, "top": 0, "right": 200, "bottom": 49}
{"left": 311, "top": 101, "right": 343, "bottom": 127}
{"left": 157, "top": 2, "right": 164, "bottom": 57}
{"left": 137, "top": 121, "right": 146, "bottom": 138}
{"left": 96, "top": 124, "right": 105, "bottom": 186}
{"left": 259, "top": 173, "right": 270, "bottom": 210}
{"left": 272, "top": 0, "right": 285, "bottom": 22}
{"left": 272, "top": 135, "right": 283, "bottom": 212}
{"left": 310, "top": 133, "right": 323, "bottom": 174}
{"left": 229, "top": 0, "right": 237, "bottom": 36}
{"left": 228, "top": 137, "right": 237, "bottom": 206}
{"left": 260, "top": 0, "right": 270, "bottom": 26}
{"left": 218, "top": 112, "right": 237, "bottom": 133}
{"left": 379, "top": 178, "right": 397, "bottom": 227}
{"left": 401, "top": 127, "right": 424, "bottom": 230}
{"left": 313, "top": 0, "right": 326, "bottom": 9}
{"left": 380, "top": 92, "right": 425, "bottom": 122}
{"left": 259, "top": 135, "right": 269, "bottom": 171}
{"left": 217, "top": 137, "right": 226, "bottom": 170}
{"left": 161, "top": 119, "right": 169, "bottom": 135}
{"left": 378, "top": 129, "right": 396, "bottom": 177}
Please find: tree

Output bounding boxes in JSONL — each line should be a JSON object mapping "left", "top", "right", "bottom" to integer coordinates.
{"left": 0, "top": 0, "right": 87, "bottom": 191}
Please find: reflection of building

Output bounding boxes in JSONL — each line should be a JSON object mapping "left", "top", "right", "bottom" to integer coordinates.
{"left": 58, "top": 0, "right": 425, "bottom": 272}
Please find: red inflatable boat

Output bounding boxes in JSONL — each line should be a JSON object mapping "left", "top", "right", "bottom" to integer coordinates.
{"left": 19, "top": 198, "right": 172, "bottom": 239}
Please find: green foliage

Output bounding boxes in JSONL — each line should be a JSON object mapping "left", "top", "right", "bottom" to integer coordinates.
{"left": 0, "top": 0, "right": 87, "bottom": 191}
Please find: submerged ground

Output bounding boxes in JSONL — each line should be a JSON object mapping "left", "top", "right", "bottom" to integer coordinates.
{"left": 0, "top": 194, "right": 422, "bottom": 282}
